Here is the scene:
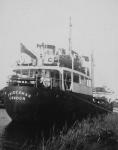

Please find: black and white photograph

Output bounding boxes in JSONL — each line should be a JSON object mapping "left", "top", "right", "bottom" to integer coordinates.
{"left": 0, "top": 0, "right": 118, "bottom": 149}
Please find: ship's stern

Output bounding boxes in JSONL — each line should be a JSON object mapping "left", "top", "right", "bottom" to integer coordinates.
{"left": 4, "top": 86, "right": 40, "bottom": 122}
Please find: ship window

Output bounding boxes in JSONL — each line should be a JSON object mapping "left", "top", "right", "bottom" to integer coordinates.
{"left": 73, "top": 73, "right": 79, "bottom": 83}
{"left": 87, "top": 68, "right": 90, "bottom": 76}
{"left": 45, "top": 49, "right": 54, "bottom": 55}
{"left": 85, "top": 78, "right": 88, "bottom": 86}
{"left": 23, "top": 70, "right": 29, "bottom": 76}
{"left": 80, "top": 75, "right": 85, "bottom": 85}
{"left": 81, "top": 76, "right": 84, "bottom": 80}
{"left": 89, "top": 79, "right": 92, "bottom": 87}
{"left": 86, "top": 78, "right": 91, "bottom": 87}
{"left": 29, "top": 70, "right": 34, "bottom": 77}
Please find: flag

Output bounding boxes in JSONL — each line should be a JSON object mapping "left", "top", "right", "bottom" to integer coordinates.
{"left": 20, "top": 43, "right": 37, "bottom": 60}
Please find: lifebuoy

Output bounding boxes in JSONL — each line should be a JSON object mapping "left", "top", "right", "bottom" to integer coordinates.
{"left": 42, "top": 78, "right": 51, "bottom": 87}
{"left": 48, "top": 58, "right": 53, "bottom": 63}
{"left": 43, "top": 80, "right": 50, "bottom": 87}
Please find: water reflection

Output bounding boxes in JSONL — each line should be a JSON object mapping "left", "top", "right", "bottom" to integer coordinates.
{"left": 0, "top": 109, "right": 67, "bottom": 150}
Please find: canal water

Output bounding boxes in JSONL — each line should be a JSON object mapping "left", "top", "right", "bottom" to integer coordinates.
{"left": 0, "top": 108, "right": 63, "bottom": 150}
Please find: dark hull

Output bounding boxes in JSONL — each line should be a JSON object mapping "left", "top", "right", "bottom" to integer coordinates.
{"left": 4, "top": 86, "right": 112, "bottom": 122}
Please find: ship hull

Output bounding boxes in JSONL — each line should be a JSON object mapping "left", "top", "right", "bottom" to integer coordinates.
{"left": 4, "top": 86, "right": 112, "bottom": 122}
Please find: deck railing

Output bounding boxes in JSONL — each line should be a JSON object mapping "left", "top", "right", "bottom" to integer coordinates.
{"left": 7, "top": 76, "right": 63, "bottom": 89}
{"left": 8, "top": 75, "right": 74, "bottom": 91}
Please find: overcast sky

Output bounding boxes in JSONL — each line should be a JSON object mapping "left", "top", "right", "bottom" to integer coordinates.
{"left": 0, "top": 0, "right": 118, "bottom": 96}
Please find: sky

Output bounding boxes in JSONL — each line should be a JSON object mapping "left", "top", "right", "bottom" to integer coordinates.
{"left": 0, "top": 0, "right": 118, "bottom": 96}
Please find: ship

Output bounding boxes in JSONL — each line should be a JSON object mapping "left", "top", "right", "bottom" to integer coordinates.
{"left": 3, "top": 42, "right": 112, "bottom": 122}
{"left": 3, "top": 20, "right": 112, "bottom": 122}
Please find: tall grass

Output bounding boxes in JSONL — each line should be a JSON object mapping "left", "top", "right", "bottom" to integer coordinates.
{"left": 22, "top": 113, "right": 118, "bottom": 150}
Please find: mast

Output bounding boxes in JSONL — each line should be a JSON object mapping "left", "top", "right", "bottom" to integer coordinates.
{"left": 91, "top": 51, "right": 94, "bottom": 89}
{"left": 69, "top": 16, "right": 72, "bottom": 54}
{"left": 69, "top": 17, "right": 74, "bottom": 91}
{"left": 20, "top": 43, "right": 23, "bottom": 77}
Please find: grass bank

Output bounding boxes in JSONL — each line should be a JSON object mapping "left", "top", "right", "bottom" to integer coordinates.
{"left": 22, "top": 113, "right": 118, "bottom": 150}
